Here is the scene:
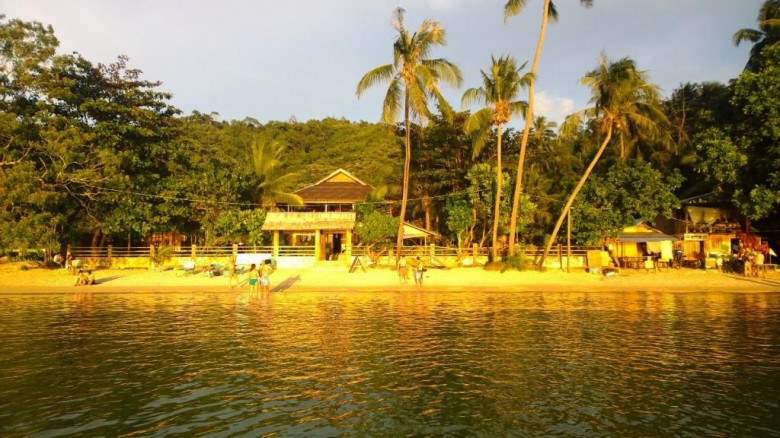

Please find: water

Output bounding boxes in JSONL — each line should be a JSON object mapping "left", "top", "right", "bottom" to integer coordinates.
{"left": 1, "top": 290, "right": 779, "bottom": 437}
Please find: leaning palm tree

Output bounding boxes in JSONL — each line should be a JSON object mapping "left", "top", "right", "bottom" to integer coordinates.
{"left": 733, "top": 0, "right": 780, "bottom": 71}
{"left": 504, "top": 0, "right": 594, "bottom": 257}
{"left": 356, "top": 7, "right": 462, "bottom": 262}
{"left": 538, "top": 54, "right": 666, "bottom": 268}
{"left": 461, "top": 55, "right": 530, "bottom": 261}
{"left": 251, "top": 138, "right": 303, "bottom": 210}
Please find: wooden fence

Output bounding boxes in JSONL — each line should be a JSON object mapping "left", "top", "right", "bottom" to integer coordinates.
{"left": 67, "top": 243, "right": 602, "bottom": 271}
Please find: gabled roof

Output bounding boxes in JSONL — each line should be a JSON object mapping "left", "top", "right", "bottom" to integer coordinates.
{"left": 294, "top": 168, "right": 373, "bottom": 204}
{"left": 617, "top": 223, "right": 677, "bottom": 242}
{"left": 402, "top": 223, "right": 437, "bottom": 239}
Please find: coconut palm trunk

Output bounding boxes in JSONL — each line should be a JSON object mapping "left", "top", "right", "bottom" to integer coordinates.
{"left": 508, "top": 0, "right": 551, "bottom": 257}
{"left": 396, "top": 92, "right": 412, "bottom": 260}
{"left": 492, "top": 125, "right": 504, "bottom": 261}
{"left": 539, "top": 123, "right": 613, "bottom": 268}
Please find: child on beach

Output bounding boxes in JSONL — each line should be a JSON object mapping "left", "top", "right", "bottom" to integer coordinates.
{"left": 260, "top": 259, "right": 274, "bottom": 294}
{"left": 247, "top": 264, "right": 259, "bottom": 295}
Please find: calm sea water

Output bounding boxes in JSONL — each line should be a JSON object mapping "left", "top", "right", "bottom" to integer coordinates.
{"left": 1, "top": 290, "right": 779, "bottom": 437}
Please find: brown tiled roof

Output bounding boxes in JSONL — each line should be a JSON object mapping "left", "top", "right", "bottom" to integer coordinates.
{"left": 295, "top": 182, "right": 372, "bottom": 203}
{"left": 294, "top": 168, "right": 373, "bottom": 204}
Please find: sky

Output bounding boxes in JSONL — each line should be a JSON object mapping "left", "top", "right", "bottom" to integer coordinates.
{"left": 1, "top": 0, "right": 763, "bottom": 128}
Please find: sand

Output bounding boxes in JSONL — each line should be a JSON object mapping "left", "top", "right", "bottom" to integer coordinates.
{"left": 0, "top": 262, "right": 779, "bottom": 294}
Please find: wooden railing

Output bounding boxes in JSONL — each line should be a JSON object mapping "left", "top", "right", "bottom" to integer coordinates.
{"left": 66, "top": 243, "right": 601, "bottom": 269}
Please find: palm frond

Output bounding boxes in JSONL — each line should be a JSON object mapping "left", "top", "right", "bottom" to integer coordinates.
{"left": 381, "top": 77, "right": 403, "bottom": 125}
{"left": 356, "top": 64, "right": 396, "bottom": 97}
{"left": 461, "top": 87, "right": 487, "bottom": 109}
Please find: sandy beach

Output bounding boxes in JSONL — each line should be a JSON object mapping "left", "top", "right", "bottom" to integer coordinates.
{"left": 1, "top": 262, "right": 779, "bottom": 294}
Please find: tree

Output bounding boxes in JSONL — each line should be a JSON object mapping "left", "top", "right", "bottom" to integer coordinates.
{"left": 571, "top": 160, "right": 683, "bottom": 244}
{"left": 462, "top": 55, "right": 530, "bottom": 261}
{"left": 539, "top": 54, "right": 666, "bottom": 268}
{"left": 356, "top": 7, "right": 462, "bottom": 263}
{"left": 251, "top": 137, "right": 303, "bottom": 210}
{"left": 699, "top": 45, "right": 780, "bottom": 220}
{"left": 504, "top": 0, "right": 593, "bottom": 257}
{"left": 355, "top": 197, "right": 399, "bottom": 264}
{"left": 733, "top": 0, "right": 780, "bottom": 72}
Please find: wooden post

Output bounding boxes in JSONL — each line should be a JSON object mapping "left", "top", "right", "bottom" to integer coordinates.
{"left": 108, "top": 245, "right": 113, "bottom": 269}
{"left": 314, "top": 230, "right": 321, "bottom": 261}
{"left": 557, "top": 244, "right": 562, "bottom": 271}
{"left": 473, "top": 243, "right": 478, "bottom": 263}
{"left": 429, "top": 243, "right": 435, "bottom": 258}
{"left": 232, "top": 243, "right": 238, "bottom": 258}
{"left": 272, "top": 231, "right": 280, "bottom": 259}
{"left": 567, "top": 210, "right": 571, "bottom": 273}
{"left": 191, "top": 244, "right": 197, "bottom": 260}
{"left": 150, "top": 245, "right": 155, "bottom": 269}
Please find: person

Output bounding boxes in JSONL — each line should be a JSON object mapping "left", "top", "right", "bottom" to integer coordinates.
{"left": 65, "top": 253, "right": 74, "bottom": 275}
{"left": 53, "top": 253, "right": 63, "bottom": 269}
{"left": 74, "top": 270, "right": 89, "bottom": 286}
{"left": 247, "top": 264, "right": 259, "bottom": 295}
{"left": 260, "top": 259, "right": 274, "bottom": 294}
{"left": 414, "top": 257, "right": 425, "bottom": 286}
{"left": 228, "top": 256, "right": 239, "bottom": 289}
{"left": 755, "top": 251, "right": 765, "bottom": 277}
{"left": 85, "top": 270, "right": 95, "bottom": 285}
{"left": 398, "top": 257, "right": 408, "bottom": 284}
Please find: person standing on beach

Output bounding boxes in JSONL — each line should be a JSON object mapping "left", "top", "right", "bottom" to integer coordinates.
{"left": 228, "top": 256, "right": 239, "bottom": 289}
{"left": 247, "top": 264, "right": 259, "bottom": 295}
{"left": 414, "top": 257, "right": 425, "bottom": 286}
{"left": 260, "top": 259, "right": 274, "bottom": 295}
{"left": 398, "top": 257, "right": 408, "bottom": 284}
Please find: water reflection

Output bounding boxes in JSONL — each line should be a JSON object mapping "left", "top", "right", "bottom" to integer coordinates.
{"left": 0, "top": 290, "right": 779, "bottom": 436}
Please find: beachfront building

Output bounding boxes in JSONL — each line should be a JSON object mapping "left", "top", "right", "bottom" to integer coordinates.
{"left": 655, "top": 192, "right": 754, "bottom": 267}
{"left": 613, "top": 222, "right": 676, "bottom": 269}
{"left": 263, "top": 169, "right": 373, "bottom": 263}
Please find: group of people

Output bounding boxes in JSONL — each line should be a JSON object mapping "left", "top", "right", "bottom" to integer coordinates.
{"left": 74, "top": 269, "right": 95, "bottom": 286}
{"left": 398, "top": 256, "right": 426, "bottom": 286}
{"left": 244, "top": 259, "right": 274, "bottom": 295}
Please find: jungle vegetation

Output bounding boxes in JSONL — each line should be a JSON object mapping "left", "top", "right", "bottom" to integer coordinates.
{"left": 1, "top": 0, "right": 778, "bottom": 260}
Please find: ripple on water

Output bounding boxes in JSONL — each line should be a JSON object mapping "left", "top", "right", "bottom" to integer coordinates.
{"left": 0, "top": 291, "right": 779, "bottom": 436}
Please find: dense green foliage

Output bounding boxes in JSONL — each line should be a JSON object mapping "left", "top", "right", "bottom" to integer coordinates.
{"left": 1, "top": 3, "right": 779, "bottom": 257}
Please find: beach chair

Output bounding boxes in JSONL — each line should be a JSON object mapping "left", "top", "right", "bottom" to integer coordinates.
{"left": 176, "top": 260, "right": 196, "bottom": 277}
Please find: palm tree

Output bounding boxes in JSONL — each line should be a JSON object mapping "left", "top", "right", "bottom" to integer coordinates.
{"left": 733, "top": 0, "right": 780, "bottom": 71}
{"left": 504, "top": 0, "right": 593, "bottom": 257}
{"left": 251, "top": 138, "right": 303, "bottom": 210}
{"left": 538, "top": 54, "right": 666, "bottom": 268}
{"left": 461, "top": 55, "right": 530, "bottom": 261}
{"left": 356, "top": 7, "right": 462, "bottom": 262}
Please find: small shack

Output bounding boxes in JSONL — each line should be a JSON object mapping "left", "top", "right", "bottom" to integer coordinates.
{"left": 615, "top": 222, "right": 677, "bottom": 267}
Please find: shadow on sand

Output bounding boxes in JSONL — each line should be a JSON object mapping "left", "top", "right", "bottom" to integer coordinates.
{"left": 93, "top": 275, "right": 121, "bottom": 285}
{"left": 271, "top": 275, "right": 301, "bottom": 293}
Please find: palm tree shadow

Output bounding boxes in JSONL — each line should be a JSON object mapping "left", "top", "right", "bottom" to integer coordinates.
{"left": 271, "top": 275, "right": 301, "bottom": 293}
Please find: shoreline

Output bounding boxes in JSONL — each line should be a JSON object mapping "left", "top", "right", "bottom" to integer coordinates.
{"left": 1, "top": 263, "right": 779, "bottom": 294}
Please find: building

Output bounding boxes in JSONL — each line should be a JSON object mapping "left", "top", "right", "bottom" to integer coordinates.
{"left": 262, "top": 169, "right": 373, "bottom": 263}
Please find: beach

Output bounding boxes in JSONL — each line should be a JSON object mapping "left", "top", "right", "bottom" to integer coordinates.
{"left": 1, "top": 262, "right": 779, "bottom": 294}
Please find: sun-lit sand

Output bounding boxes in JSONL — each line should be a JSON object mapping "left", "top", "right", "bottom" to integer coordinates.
{"left": 1, "top": 262, "right": 779, "bottom": 294}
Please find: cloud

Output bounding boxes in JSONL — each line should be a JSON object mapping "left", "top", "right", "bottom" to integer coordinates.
{"left": 533, "top": 92, "right": 576, "bottom": 126}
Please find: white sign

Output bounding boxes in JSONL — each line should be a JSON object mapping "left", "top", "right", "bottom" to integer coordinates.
{"left": 684, "top": 233, "right": 707, "bottom": 241}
